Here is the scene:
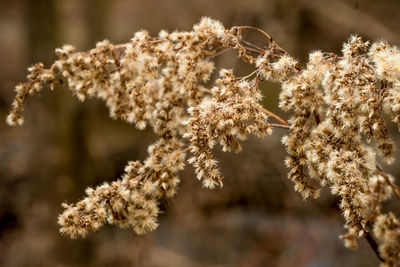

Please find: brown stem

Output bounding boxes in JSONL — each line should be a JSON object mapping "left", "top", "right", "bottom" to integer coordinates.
{"left": 314, "top": 111, "right": 321, "bottom": 125}
{"left": 236, "top": 69, "right": 259, "bottom": 80}
{"left": 376, "top": 167, "right": 400, "bottom": 201}
{"left": 269, "top": 123, "right": 290, "bottom": 129}
{"left": 240, "top": 39, "right": 266, "bottom": 54}
{"left": 213, "top": 39, "right": 265, "bottom": 56}
{"left": 262, "top": 107, "right": 288, "bottom": 126}
{"left": 235, "top": 26, "right": 287, "bottom": 54}
{"left": 365, "top": 232, "right": 385, "bottom": 263}
{"left": 205, "top": 47, "right": 231, "bottom": 58}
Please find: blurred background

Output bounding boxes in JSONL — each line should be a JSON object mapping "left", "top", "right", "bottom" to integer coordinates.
{"left": 1, "top": 0, "right": 400, "bottom": 266}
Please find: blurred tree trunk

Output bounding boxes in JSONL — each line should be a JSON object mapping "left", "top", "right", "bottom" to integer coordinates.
{"left": 84, "top": 0, "right": 108, "bottom": 47}
{"left": 25, "top": 0, "right": 59, "bottom": 64}
{"left": 64, "top": 0, "right": 110, "bottom": 190}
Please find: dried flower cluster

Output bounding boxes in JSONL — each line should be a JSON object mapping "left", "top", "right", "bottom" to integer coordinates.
{"left": 7, "top": 18, "right": 400, "bottom": 265}
{"left": 59, "top": 137, "right": 185, "bottom": 238}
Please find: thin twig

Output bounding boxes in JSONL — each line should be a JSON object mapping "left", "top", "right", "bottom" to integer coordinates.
{"left": 235, "top": 26, "right": 287, "bottom": 54}
{"left": 205, "top": 47, "right": 231, "bottom": 59}
{"left": 262, "top": 107, "right": 288, "bottom": 126}
{"left": 376, "top": 166, "right": 400, "bottom": 201}
{"left": 236, "top": 69, "right": 259, "bottom": 80}
{"left": 213, "top": 39, "right": 265, "bottom": 56}
{"left": 269, "top": 123, "right": 290, "bottom": 129}
{"left": 365, "top": 232, "right": 385, "bottom": 263}
{"left": 240, "top": 39, "right": 266, "bottom": 54}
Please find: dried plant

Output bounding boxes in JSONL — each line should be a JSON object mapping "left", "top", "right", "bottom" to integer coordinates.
{"left": 7, "top": 17, "right": 400, "bottom": 265}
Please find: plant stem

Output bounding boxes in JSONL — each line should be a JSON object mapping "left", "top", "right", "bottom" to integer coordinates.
{"left": 365, "top": 232, "right": 385, "bottom": 263}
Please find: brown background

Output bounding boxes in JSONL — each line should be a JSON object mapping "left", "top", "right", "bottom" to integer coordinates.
{"left": 1, "top": 0, "right": 400, "bottom": 266}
